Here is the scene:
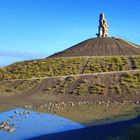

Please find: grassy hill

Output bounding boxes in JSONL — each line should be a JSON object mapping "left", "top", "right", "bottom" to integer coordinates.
{"left": 0, "top": 50, "right": 140, "bottom": 124}
{"left": 0, "top": 56, "right": 140, "bottom": 80}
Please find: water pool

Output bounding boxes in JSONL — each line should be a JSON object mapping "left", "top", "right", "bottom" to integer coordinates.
{"left": 0, "top": 108, "right": 84, "bottom": 140}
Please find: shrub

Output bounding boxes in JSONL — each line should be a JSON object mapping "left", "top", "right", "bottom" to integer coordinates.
{"left": 113, "top": 86, "right": 122, "bottom": 95}
{"left": 90, "top": 84, "right": 106, "bottom": 95}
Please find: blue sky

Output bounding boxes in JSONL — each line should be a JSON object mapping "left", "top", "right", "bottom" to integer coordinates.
{"left": 0, "top": 0, "right": 140, "bottom": 67}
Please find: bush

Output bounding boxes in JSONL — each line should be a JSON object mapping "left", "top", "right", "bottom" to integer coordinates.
{"left": 113, "top": 86, "right": 122, "bottom": 95}
{"left": 0, "top": 56, "right": 139, "bottom": 80}
{"left": 91, "top": 84, "right": 106, "bottom": 95}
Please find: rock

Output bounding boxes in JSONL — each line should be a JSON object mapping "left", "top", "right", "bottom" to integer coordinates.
{"left": 19, "top": 112, "right": 23, "bottom": 116}
{"left": 106, "top": 101, "right": 110, "bottom": 104}
{"left": 0, "top": 121, "right": 15, "bottom": 133}
{"left": 102, "top": 101, "right": 105, "bottom": 104}
{"left": 61, "top": 102, "right": 65, "bottom": 105}
{"left": 49, "top": 102, "right": 52, "bottom": 106}
{"left": 8, "top": 128, "right": 16, "bottom": 133}
{"left": 10, "top": 115, "right": 15, "bottom": 119}
{"left": 23, "top": 111, "right": 27, "bottom": 115}
{"left": 1, "top": 121, "right": 8, "bottom": 127}
{"left": 12, "top": 123, "right": 17, "bottom": 127}
{"left": 28, "top": 106, "right": 32, "bottom": 109}
{"left": 78, "top": 101, "right": 82, "bottom": 105}
{"left": 27, "top": 111, "right": 31, "bottom": 114}
{"left": 15, "top": 111, "right": 19, "bottom": 114}
{"left": 69, "top": 102, "right": 74, "bottom": 107}
{"left": 24, "top": 105, "right": 32, "bottom": 109}
{"left": 98, "top": 101, "right": 102, "bottom": 105}
{"left": 0, "top": 125, "right": 3, "bottom": 129}
{"left": 135, "top": 101, "right": 139, "bottom": 104}
{"left": 4, "top": 126, "right": 11, "bottom": 131}
{"left": 24, "top": 105, "right": 28, "bottom": 109}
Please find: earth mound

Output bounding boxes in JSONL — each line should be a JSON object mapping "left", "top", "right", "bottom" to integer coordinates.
{"left": 50, "top": 37, "right": 140, "bottom": 57}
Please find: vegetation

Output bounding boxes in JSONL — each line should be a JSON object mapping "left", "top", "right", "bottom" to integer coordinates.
{"left": 120, "top": 72, "right": 140, "bottom": 94}
{"left": 89, "top": 84, "right": 106, "bottom": 95}
{"left": 0, "top": 71, "right": 139, "bottom": 96}
{"left": 0, "top": 56, "right": 139, "bottom": 80}
{"left": 84, "top": 56, "right": 128, "bottom": 73}
{"left": 112, "top": 86, "right": 122, "bottom": 95}
{"left": 134, "top": 56, "right": 140, "bottom": 69}
{"left": 0, "top": 57, "right": 85, "bottom": 80}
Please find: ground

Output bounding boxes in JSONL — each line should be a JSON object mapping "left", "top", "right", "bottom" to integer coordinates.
{"left": 0, "top": 55, "right": 140, "bottom": 125}
{"left": 0, "top": 74, "right": 140, "bottom": 125}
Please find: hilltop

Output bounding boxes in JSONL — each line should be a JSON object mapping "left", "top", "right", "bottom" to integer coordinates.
{"left": 50, "top": 37, "right": 140, "bottom": 57}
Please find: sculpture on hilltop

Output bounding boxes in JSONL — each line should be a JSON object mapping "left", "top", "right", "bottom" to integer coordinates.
{"left": 96, "top": 13, "right": 109, "bottom": 37}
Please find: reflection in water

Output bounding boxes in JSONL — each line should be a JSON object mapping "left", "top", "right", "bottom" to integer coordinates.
{"left": 0, "top": 108, "right": 84, "bottom": 140}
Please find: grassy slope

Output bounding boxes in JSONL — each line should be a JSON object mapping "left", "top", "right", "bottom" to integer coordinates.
{"left": 0, "top": 71, "right": 140, "bottom": 98}
{"left": 0, "top": 56, "right": 140, "bottom": 80}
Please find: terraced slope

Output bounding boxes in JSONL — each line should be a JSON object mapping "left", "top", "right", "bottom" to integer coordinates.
{"left": 50, "top": 37, "right": 140, "bottom": 57}
{"left": 0, "top": 71, "right": 140, "bottom": 100}
{"left": 0, "top": 56, "right": 140, "bottom": 80}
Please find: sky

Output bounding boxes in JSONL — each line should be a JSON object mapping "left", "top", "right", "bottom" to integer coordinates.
{"left": 0, "top": 0, "right": 140, "bottom": 67}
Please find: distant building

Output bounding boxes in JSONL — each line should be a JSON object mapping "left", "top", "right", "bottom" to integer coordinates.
{"left": 96, "top": 13, "right": 109, "bottom": 37}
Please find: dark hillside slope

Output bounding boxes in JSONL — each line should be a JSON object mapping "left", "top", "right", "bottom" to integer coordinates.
{"left": 50, "top": 37, "right": 140, "bottom": 57}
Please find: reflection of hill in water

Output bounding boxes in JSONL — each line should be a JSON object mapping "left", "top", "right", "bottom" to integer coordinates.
{"left": 29, "top": 116, "right": 140, "bottom": 140}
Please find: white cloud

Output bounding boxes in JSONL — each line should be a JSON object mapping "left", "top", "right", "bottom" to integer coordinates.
{"left": 0, "top": 50, "right": 48, "bottom": 59}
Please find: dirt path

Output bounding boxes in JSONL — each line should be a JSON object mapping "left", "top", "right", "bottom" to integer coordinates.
{"left": 80, "top": 58, "right": 89, "bottom": 74}
{"left": 1, "top": 69, "right": 140, "bottom": 82}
